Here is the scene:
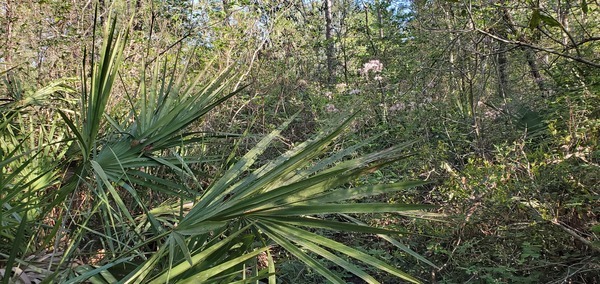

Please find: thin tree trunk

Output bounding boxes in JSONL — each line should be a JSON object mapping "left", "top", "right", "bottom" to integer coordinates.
{"left": 500, "top": 6, "right": 546, "bottom": 93}
{"left": 376, "top": 0, "right": 384, "bottom": 39}
{"left": 524, "top": 49, "right": 546, "bottom": 93}
{"left": 4, "top": 0, "right": 13, "bottom": 64}
{"left": 324, "top": 0, "right": 335, "bottom": 86}
{"left": 339, "top": 0, "right": 349, "bottom": 84}
{"left": 364, "top": 4, "right": 378, "bottom": 55}
{"left": 496, "top": 47, "right": 509, "bottom": 99}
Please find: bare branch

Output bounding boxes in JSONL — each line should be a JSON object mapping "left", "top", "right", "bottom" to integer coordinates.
{"left": 474, "top": 27, "right": 600, "bottom": 68}
{"left": 567, "top": 36, "right": 600, "bottom": 49}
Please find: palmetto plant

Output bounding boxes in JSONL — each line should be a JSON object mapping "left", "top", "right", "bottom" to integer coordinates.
{"left": 0, "top": 63, "right": 78, "bottom": 283}
{"left": 1, "top": 11, "right": 437, "bottom": 284}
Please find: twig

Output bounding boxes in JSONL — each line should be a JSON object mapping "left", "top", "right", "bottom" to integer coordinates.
{"left": 474, "top": 27, "right": 600, "bottom": 68}
{"left": 550, "top": 219, "right": 600, "bottom": 253}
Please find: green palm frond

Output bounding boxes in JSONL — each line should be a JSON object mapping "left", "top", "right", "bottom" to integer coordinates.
{"left": 122, "top": 114, "right": 435, "bottom": 283}
{"left": 0, "top": 79, "right": 76, "bottom": 284}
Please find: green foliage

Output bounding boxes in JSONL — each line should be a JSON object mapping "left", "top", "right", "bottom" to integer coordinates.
{"left": 0, "top": 72, "right": 76, "bottom": 283}
{"left": 3, "top": 0, "right": 600, "bottom": 283}
{"left": 1, "top": 6, "right": 435, "bottom": 284}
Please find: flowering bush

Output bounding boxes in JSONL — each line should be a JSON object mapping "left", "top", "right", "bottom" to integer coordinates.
{"left": 359, "top": 59, "right": 384, "bottom": 76}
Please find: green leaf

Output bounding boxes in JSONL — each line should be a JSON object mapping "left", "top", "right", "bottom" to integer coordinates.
{"left": 581, "top": 0, "right": 588, "bottom": 14}
{"left": 225, "top": 271, "right": 275, "bottom": 284}
{"left": 194, "top": 113, "right": 299, "bottom": 211}
{"left": 263, "top": 221, "right": 421, "bottom": 283}
{"left": 66, "top": 259, "right": 132, "bottom": 284}
{"left": 308, "top": 181, "right": 428, "bottom": 204}
{"left": 175, "top": 221, "right": 228, "bottom": 235}
{"left": 215, "top": 168, "right": 348, "bottom": 218}
{"left": 147, "top": 223, "right": 253, "bottom": 284}
{"left": 2, "top": 214, "right": 27, "bottom": 284}
{"left": 90, "top": 160, "right": 136, "bottom": 225}
{"left": 172, "top": 232, "right": 193, "bottom": 266}
{"left": 539, "top": 13, "right": 561, "bottom": 27}
{"left": 179, "top": 247, "right": 269, "bottom": 283}
{"left": 254, "top": 203, "right": 434, "bottom": 216}
{"left": 529, "top": 9, "right": 541, "bottom": 29}
{"left": 284, "top": 232, "right": 381, "bottom": 284}
{"left": 58, "top": 109, "right": 87, "bottom": 155}
{"left": 258, "top": 216, "right": 408, "bottom": 235}
{"left": 260, "top": 226, "right": 346, "bottom": 284}
{"left": 342, "top": 214, "right": 439, "bottom": 269}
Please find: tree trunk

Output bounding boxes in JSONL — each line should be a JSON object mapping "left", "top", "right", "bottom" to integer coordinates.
{"left": 4, "top": 0, "right": 13, "bottom": 64}
{"left": 523, "top": 49, "right": 546, "bottom": 93}
{"left": 364, "top": 4, "right": 377, "bottom": 55}
{"left": 496, "top": 47, "right": 509, "bottom": 99}
{"left": 376, "top": 0, "right": 384, "bottom": 39}
{"left": 324, "top": 0, "right": 335, "bottom": 86}
{"left": 339, "top": 0, "right": 349, "bottom": 84}
{"left": 500, "top": 6, "right": 546, "bottom": 93}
